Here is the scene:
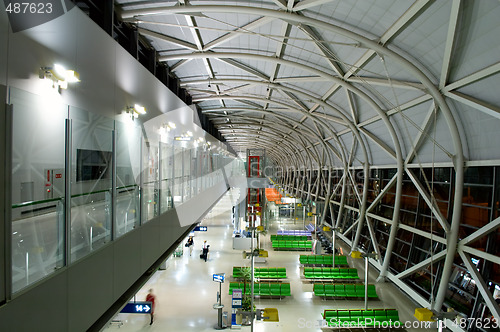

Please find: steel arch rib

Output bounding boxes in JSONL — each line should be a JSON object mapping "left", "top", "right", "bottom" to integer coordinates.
{"left": 121, "top": 5, "right": 464, "bottom": 306}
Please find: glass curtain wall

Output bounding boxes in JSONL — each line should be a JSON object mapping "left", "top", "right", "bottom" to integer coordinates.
{"left": 70, "top": 107, "right": 114, "bottom": 262}
{"left": 8, "top": 88, "right": 234, "bottom": 294}
{"left": 115, "top": 121, "right": 141, "bottom": 238}
{"left": 10, "top": 88, "right": 67, "bottom": 293}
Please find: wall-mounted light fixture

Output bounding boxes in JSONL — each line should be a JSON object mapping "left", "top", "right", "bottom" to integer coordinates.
{"left": 126, "top": 104, "right": 147, "bottom": 120}
{"left": 39, "top": 64, "right": 80, "bottom": 91}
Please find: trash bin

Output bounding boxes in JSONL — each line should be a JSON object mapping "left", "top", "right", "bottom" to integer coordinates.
{"left": 222, "top": 311, "right": 228, "bottom": 327}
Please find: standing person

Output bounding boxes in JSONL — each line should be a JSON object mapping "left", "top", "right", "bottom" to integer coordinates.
{"left": 145, "top": 289, "right": 156, "bottom": 325}
{"left": 202, "top": 240, "right": 209, "bottom": 262}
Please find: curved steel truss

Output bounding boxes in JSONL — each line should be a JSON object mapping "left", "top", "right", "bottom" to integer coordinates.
{"left": 117, "top": 0, "right": 500, "bottom": 324}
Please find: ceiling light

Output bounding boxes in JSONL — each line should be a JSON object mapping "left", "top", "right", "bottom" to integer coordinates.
{"left": 187, "top": 131, "right": 193, "bottom": 136}
{"left": 134, "top": 104, "right": 146, "bottom": 115}
{"left": 168, "top": 122, "right": 176, "bottom": 129}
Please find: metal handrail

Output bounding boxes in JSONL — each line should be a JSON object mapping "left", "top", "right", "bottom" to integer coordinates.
{"left": 12, "top": 184, "right": 139, "bottom": 209}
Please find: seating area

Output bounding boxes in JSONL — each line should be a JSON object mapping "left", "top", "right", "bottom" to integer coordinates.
{"left": 272, "top": 240, "right": 312, "bottom": 250}
{"left": 232, "top": 267, "right": 287, "bottom": 279}
{"left": 304, "top": 267, "right": 359, "bottom": 279}
{"left": 322, "top": 309, "right": 401, "bottom": 327}
{"left": 313, "top": 284, "right": 378, "bottom": 299}
{"left": 299, "top": 255, "right": 348, "bottom": 266}
{"left": 228, "top": 282, "right": 291, "bottom": 297}
{"left": 277, "top": 230, "right": 311, "bottom": 236}
{"left": 271, "top": 235, "right": 309, "bottom": 241}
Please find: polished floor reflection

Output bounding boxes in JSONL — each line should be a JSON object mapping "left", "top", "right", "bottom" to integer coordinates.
{"left": 103, "top": 192, "right": 435, "bottom": 332}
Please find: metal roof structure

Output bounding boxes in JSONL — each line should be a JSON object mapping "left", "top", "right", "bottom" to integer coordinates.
{"left": 116, "top": 0, "right": 500, "bottom": 321}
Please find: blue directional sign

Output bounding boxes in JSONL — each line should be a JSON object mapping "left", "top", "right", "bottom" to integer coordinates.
{"left": 213, "top": 273, "right": 225, "bottom": 283}
{"left": 194, "top": 226, "right": 208, "bottom": 232}
{"left": 120, "top": 302, "right": 153, "bottom": 314}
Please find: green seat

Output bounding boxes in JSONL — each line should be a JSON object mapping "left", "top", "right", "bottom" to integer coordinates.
{"left": 280, "top": 283, "right": 291, "bottom": 296}
{"left": 259, "top": 283, "right": 270, "bottom": 295}
{"left": 386, "top": 309, "right": 400, "bottom": 322}
{"left": 354, "top": 284, "right": 364, "bottom": 297}
{"left": 334, "top": 284, "right": 346, "bottom": 297}
{"left": 345, "top": 284, "right": 356, "bottom": 297}
{"left": 373, "top": 309, "right": 386, "bottom": 321}
{"left": 313, "top": 284, "right": 325, "bottom": 296}
{"left": 336, "top": 310, "right": 350, "bottom": 325}
{"left": 349, "top": 310, "right": 363, "bottom": 324}
{"left": 270, "top": 283, "right": 281, "bottom": 296}
{"left": 299, "top": 255, "right": 307, "bottom": 264}
{"left": 324, "top": 284, "right": 335, "bottom": 297}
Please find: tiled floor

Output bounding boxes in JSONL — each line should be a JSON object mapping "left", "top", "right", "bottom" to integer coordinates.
{"left": 103, "top": 192, "right": 436, "bottom": 332}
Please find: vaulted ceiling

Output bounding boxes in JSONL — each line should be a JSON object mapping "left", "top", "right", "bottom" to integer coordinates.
{"left": 117, "top": 0, "right": 500, "bottom": 169}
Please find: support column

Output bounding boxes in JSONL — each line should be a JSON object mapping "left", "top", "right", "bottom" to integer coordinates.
{"left": 433, "top": 164, "right": 464, "bottom": 311}
{"left": 1, "top": 92, "right": 12, "bottom": 303}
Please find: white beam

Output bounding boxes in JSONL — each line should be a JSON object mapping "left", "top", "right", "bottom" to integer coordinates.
{"left": 358, "top": 127, "right": 397, "bottom": 160}
{"left": 439, "top": 0, "right": 462, "bottom": 89}
{"left": 443, "top": 62, "right": 500, "bottom": 92}
{"left": 405, "top": 102, "right": 436, "bottom": 164}
{"left": 366, "top": 173, "right": 397, "bottom": 213}
{"left": 138, "top": 28, "right": 198, "bottom": 50}
{"left": 458, "top": 251, "right": 500, "bottom": 324}
{"left": 293, "top": 0, "right": 334, "bottom": 11}
{"left": 298, "top": 24, "right": 344, "bottom": 76}
{"left": 272, "top": 0, "right": 287, "bottom": 10}
{"left": 217, "top": 58, "right": 270, "bottom": 81}
{"left": 445, "top": 91, "right": 500, "bottom": 120}
{"left": 459, "top": 245, "right": 500, "bottom": 265}
{"left": 170, "top": 58, "right": 192, "bottom": 71}
{"left": 395, "top": 249, "right": 447, "bottom": 280}
{"left": 203, "top": 17, "right": 274, "bottom": 51}
{"left": 460, "top": 216, "right": 500, "bottom": 246}
{"left": 398, "top": 223, "right": 447, "bottom": 244}
{"left": 406, "top": 168, "right": 451, "bottom": 232}
{"left": 347, "top": 77, "right": 424, "bottom": 90}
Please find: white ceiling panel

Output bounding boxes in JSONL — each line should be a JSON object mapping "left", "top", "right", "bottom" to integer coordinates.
{"left": 448, "top": 0, "right": 500, "bottom": 82}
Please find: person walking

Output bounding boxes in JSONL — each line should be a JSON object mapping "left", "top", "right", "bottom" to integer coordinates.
{"left": 202, "top": 240, "right": 209, "bottom": 262}
{"left": 145, "top": 289, "right": 156, "bottom": 325}
{"left": 187, "top": 236, "right": 194, "bottom": 256}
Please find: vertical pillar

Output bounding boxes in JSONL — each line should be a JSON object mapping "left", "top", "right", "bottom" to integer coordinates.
{"left": 64, "top": 117, "right": 72, "bottom": 265}
{"left": 111, "top": 127, "right": 117, "bottom": 240}
{"left": 1, "top": 96, "right": 12, "bottom": 302}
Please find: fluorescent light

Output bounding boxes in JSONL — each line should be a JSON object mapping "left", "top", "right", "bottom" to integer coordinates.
{"left": 187, "top": 131, "right": 193, "bottom": 136}
{"left": 168, "top": 122, "right": 176, "bottom": 129}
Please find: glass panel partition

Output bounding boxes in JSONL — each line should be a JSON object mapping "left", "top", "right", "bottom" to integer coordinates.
{"left": 70, "top": 108, "right": 113, "bottom": 262}
{"left": 115, "top": 120, "right": 141, "bottom": 237}
{"left": 142, "top": 137, "right": 159, "bottom": 222}
{"left": 183, "top": 148, "right": 191, "bottom": 202}
{"left": 10, "top": 87, "right": 66, "bottom": 293}
{"left": 160, "top": 141, "right": 173, "bottom": 213}
{"left": 171, "top": 144, "right": 181, "bottom": 205}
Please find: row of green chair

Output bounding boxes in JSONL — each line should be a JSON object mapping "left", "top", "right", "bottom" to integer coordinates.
{"left": 304, "top": 267, "right": 359, "bottom": 279}
{"left": 299, "top": 255, "right": 348, "bottom": 266}
{"left": 228, "top": 282, "right": 291, "bottom": 297}
{"left": 313, "top": 284, "right": 378, "bottom": 298}
{"left": 322, "top": 309, "right": 400, "bottom": 327}
{"left": 271, "top": 235, "right": 309, "bottom": 241}
{"left": 232, "top": 267, "right": 287, "bottom": 279}
{"left": 272, "top": 240, "right": 312, "bottom": 250}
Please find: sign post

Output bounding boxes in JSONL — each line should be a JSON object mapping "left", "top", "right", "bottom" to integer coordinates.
{"left": 213, "top": 273, "right": 225, "bottom": 329}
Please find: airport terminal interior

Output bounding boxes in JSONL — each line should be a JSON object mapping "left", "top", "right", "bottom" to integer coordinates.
{"left": 1, "top": 1, "right": 500, "bottom": 331}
